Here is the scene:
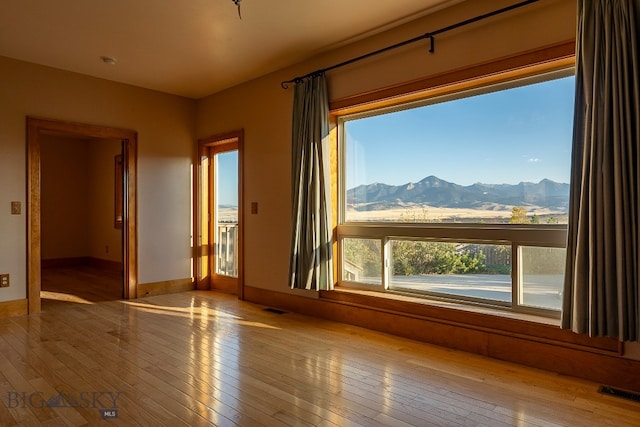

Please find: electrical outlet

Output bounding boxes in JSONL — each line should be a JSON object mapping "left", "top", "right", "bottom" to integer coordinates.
{"left": 0, "top": 274, "right": 9, "bottom": 287}
{"left": 11, "top": 201, "right": 21, "bottom": 215}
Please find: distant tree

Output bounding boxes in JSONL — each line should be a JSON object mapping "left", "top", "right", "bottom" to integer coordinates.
{"left": 510, "top": 206, "right": 530, "bottom": 224}
{"left": 546, "top": 217, "right": 559, "bottom": 224}
{"left": 531, "top": 214, "right": 540, "bottom": 224}
{"left": 392, "top": 241, "right": 487, "bottom": 276}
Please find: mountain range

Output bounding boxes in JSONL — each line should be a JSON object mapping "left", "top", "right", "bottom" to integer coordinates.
{"left": 346, "top": 176, "right": 569, "bottom": 212}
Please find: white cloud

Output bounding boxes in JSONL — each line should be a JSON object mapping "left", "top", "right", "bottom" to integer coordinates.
{"left": 527, "top": 158, "right": 542, "bottom": 163}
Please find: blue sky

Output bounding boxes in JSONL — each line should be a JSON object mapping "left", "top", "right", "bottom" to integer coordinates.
{"left": 345, "top": 75, "right": 575, "bottom": 189}
{"left": 215, "top": 150, "right": 238, "bottom": 206}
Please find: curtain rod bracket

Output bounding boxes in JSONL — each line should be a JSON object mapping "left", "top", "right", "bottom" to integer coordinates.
{"left": 428, "top": 34, "right": 435, "bottom": 53}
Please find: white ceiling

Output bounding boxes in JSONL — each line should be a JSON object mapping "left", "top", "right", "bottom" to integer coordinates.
{"left": 0, "top": 0, "right": 459, "bottom": 99}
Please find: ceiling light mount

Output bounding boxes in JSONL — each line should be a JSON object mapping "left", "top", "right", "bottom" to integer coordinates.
{"left": 232, "top": 0, "right": 242, "bottom": 19}
{"left": 100, "top": 56, "right": 117, "bottom": 65}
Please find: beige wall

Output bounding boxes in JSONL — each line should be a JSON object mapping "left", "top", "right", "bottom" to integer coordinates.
{"left": 87, "top": 138, "right": 123, "bottom": 263}
{"left": 40, "top": 135, "right": 91, "bottom": 260}
{"left": 196, "top": 0, "right": 576, "bottom": 295}
{"left": 327, "top": 0, "right": 575, "bottom": 100}
{"left": 0, "top": 56, "right": 195, "bottom": 302}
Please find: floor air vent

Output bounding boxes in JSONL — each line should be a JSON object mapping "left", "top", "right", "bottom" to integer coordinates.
{"left": 599, "top": 385, "right": 640, "bottom": 403}
{"left": 263, "top": 307, "right": 287, "bottom": 315}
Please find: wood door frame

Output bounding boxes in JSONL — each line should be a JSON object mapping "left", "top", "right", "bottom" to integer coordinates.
{"left": 27, "top": 117, "right": 138, "bottom": 313}
{"left": 196, "top": 129, "right": 244, "bottom": 299}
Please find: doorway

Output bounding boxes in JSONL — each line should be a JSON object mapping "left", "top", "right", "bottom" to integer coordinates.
{"left": 27, "top": 117, "right": 138, "bottom": 313}
{"left": 197, "top": 130, "right": 244, "bottom": 298}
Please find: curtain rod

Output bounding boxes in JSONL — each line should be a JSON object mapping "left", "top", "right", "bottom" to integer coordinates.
{"left": 280, "top": 0, "right": 540, "bottom": 89}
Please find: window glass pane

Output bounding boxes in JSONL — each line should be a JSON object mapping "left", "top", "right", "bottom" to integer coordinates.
{"left": 342, "top": 238, "right": 382, "bottom": 285}
{"left": 390, "top": 241, "right": 512, "bottom": 303}
{"left": 343, "top": 75, "right": 574, "bottom": 224}
{"left": 520, "top": 246, "right": 566, "bottom": 310}
{"left": 215, "top": 150, "right": 238, "bottom": 277}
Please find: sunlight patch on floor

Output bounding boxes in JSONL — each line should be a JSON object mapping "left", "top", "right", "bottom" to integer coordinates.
{"left": 121, "top": 299, "right": 281, "bottom": 329}
{"left": 41, "top": 290, "right": 95, "bottom": 305}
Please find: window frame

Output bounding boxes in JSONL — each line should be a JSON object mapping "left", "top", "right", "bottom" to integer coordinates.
{"left": 337, "top": 224, "right": 568, "bottom": 317}
{"left": 334, "top": 53, "right": 575, "bottom": 319}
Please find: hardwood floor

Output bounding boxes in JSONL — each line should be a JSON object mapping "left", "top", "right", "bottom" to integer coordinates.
{"left": 0, "top": 270, "right": 638, "bottom": 425}
{"left": 41, "top": 266, "right": 123, "bottom": 305}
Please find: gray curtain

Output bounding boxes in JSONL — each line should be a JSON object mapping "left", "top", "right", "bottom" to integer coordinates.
{"left": 562, "top": 0, "right": 640, "bottom": 341}
{"left": 289, "top": 73, "right": 334, "bottom": 290}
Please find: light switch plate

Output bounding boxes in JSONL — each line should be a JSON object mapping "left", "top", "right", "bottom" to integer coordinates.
{"left": 11, "top": 201, "right": 21, "bottom": 215}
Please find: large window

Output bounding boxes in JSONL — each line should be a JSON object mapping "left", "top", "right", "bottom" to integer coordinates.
{"left": 338, "top": 69, "right": 574, "bottom": 317}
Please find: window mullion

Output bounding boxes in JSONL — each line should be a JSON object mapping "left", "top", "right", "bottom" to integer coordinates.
{"left": 512, "top": 242, "right": 520, "bottom": 308}
{"left": 383, "top": 237, "right": 390, "bottom": 290}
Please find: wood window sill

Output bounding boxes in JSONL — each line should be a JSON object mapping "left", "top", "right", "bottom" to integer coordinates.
{"left": 320, "top": 286, "right": 620, "bottom": 355}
